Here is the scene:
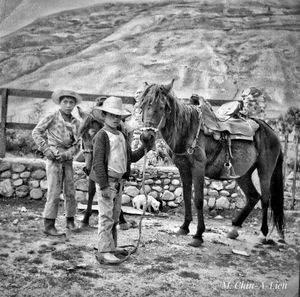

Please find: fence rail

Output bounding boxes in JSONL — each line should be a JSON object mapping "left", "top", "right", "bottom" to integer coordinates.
{"left": 0, "top": 87, "right": 231, "bottom": 157}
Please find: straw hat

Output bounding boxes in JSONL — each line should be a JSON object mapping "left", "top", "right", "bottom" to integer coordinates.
{"left": 97, "top": 96, "right": 131, "bottom": 119}
{"left": 52, "top": 90, "right": 82, "bottom": 105}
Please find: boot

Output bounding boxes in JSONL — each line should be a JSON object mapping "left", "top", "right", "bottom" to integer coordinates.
{"left": 96, "top": 252, "right": 120, "bottom": 265}
{"left": 66, "top": 217, "right": 79, "bottom": 232}
{"left": 112, "top": 224, "right": 118, "bottom": 247}
{"left": 44, "top": 218, "right": 65, "bottom": 237}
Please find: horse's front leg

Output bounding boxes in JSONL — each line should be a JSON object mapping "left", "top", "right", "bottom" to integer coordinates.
{"left": 176, "top": 163, "right": 193, "bottom": 235}
{"left": 188, "top": 168, "right": 205, "bottom": 247}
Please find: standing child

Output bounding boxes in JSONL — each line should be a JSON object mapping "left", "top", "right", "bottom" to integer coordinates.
{"left": 32, "top": 90, "right": 82, "bottom": 236}
{"left": 89, "top": 96, "right": 154, "bottom": 265}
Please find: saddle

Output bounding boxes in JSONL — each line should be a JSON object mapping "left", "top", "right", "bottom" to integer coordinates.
{"left": 199, "top": 100, "right": 259, "bottom": 179}
{"left": 201, "top": 100, "right": 259, "bottom": 141}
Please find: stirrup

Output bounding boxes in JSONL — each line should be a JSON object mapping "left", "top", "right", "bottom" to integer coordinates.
{"left": 220, "top": 162, "right": 240, "bottom": 180}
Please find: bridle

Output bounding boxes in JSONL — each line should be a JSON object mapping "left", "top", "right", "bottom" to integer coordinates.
{"left": 140, "top": 102, "right": 203, "bottom": 157}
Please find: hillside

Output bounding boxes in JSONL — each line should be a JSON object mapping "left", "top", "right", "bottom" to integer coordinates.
{"left": 0, "top": 0, "right": 299, "bottom": 120}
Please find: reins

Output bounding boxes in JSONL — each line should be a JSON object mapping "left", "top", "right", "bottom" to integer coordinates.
{"left": 95, "top": 147, "right": 150, "bottom": 265}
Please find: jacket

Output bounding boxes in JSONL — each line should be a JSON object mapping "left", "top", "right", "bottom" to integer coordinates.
{"left": 89, "top": 128, "right": 146, "bottom": 189}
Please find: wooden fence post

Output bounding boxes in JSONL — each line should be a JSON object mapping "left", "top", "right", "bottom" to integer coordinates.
{"left": 0, "top": 88, "right": 8, "bottom": 158}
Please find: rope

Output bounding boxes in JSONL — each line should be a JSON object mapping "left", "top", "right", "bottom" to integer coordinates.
{"left": 95, "top": 147, "right": 149, "bottom": 265}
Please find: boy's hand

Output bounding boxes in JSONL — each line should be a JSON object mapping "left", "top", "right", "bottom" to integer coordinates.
{"left": 44, "top": 149, "right": 56, "bottom": 160}
{"left": 101, "top": 187, "right": 111, "bottom": 199}
{"left": 57, "top": 152, "right": 72, "bottom": 162}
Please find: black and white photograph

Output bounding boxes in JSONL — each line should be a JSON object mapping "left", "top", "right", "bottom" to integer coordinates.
{"left": 0, "top": 0, "right": 299, "bottom": 296}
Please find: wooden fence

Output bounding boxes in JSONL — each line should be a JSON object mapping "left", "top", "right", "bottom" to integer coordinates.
{"left": 0, "top": 87, "right": 229, "bottom": 158}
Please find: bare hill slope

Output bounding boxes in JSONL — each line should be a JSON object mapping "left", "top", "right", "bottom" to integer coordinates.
{"left": 0, "top": 0, "right": 299, "bottom": 120}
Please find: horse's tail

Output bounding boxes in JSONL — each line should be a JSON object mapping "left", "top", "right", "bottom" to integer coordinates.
{"left": 270, "top": 150, "right": 285, "bottom": 233}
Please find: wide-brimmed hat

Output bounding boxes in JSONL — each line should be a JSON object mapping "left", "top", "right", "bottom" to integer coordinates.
{"left": 52, "top": 90, "right": 82, "bottom": 105}
{"left": 97, "top": 96, "right": 131, "bottom": 118}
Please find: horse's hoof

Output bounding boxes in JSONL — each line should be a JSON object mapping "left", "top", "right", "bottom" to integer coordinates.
{"left": 260, "top": 237, "right": 268, "bottom": 244}
{"left": 227, "top": 229, "right": 239, "bottom": 239}
{"left": 278, "top": 238, "right": 286, "bottom": 244}
{"left": 176, "top": 228, "right": 189, "bottom": 236}
{"left": 188, "top": 238, "right": 203, "bottom": 247}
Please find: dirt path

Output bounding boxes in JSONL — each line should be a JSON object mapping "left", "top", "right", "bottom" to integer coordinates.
{"left": 0, "top": 197, "right": 299, "bottom": 297}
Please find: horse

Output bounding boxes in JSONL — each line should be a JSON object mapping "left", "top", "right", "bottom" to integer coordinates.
{"left": 77, "top": 103, "right": 130, "bottom": 229}
{"left": 139, "top": 79, "right": 285, "bottom": 247}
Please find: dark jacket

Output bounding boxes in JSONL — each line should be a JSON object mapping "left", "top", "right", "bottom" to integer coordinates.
{"left": 89, "top": 128, "right": 146, "bottom": 189}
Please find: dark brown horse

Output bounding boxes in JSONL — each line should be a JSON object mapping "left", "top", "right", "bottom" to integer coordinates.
{"left": 139, "top": 80, "right": 285, "bottom": 247}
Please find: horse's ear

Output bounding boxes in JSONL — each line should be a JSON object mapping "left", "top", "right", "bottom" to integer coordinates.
{"left": 164, "top": 79, "right": 175, "bottom": 93}
{"left": 77, "top": 106, "right": 87, "bottom": 119}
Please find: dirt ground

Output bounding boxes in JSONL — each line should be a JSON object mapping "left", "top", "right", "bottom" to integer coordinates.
{"left": 0, "top": 197, "right": 299, "bottom": 297}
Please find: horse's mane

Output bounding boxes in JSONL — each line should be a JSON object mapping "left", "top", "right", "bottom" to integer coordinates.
{"left": 140, "top": 84, "right": 201, "bottom": 150}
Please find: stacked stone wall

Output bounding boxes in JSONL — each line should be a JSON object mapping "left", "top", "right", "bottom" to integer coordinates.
{"left": 0, "top": 157, "right": 251, "bottom": 211}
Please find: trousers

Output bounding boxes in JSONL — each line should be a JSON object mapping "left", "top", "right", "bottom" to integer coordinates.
{"left": 43, "top": 159, "right": 76, "bottom": 219}
{"left": 96, "top": 179, "right": 123, "bottom": 252}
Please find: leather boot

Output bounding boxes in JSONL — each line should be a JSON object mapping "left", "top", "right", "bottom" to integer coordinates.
{"left": 44, "top": 218, "right": 65, "bottom": 237}
{"left": 66, "top": 217, "right": 79, "bottom": 231}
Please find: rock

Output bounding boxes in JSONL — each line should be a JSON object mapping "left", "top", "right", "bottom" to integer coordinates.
{"left": 208, "top": 189, "right": 219, "bottom": 196}
{"left": 13, "top": 179, "right": 23, "bottom": 186}
{"left": 143, "top": 185, "right": 151, "bottom": 194}
{"left": 12, "top": 173, "right": 20, "bottom": 179}
{"left": 163, "top": 185, "right": 169, "bottom": 190}
{"left": 0, "top": 179, "right": 14, "bottom": 197}
{"left": 231, "top": 193, "right": 238, "bottom": 198}
{"left": 169, "top": 185, "right": 176, "bottom": 191}
{"left": 235, "top": 197, "right": 245, "bottom": 208}
{"left": 167, "top": 201, "right": 178, "bottom": 208}
{"left": 1, "top": 170, "right": 11, "bottom": 178}
{"left": 20, "top": 207, "right": 27, "bottom": 212}
{"left": 215, "top": 196, "right": 230, "bottom": 209}
{"left": 20, "top": 171, "right": 31, "bottom": 178}
{"left": 75, "top": 191, "right": 86, "bottom": 203}
{"left": 163, "top": 179, "right": 171, "bottom": 185}
{"left": 175, "top": 196, "right": 183, "bottom": 204}
{"left": 152, "top": 186, "right": 163, "bottom": 192}
{"left": 31, "top": 169, "right": 46, "bottom": 180}
{"left": 171, "top": 179, "right": 181, "bottom": 186}
{"left": 155, "top": 180, "right": 162, "bottom": 185}
{"left": 124, "top": 186, "right": 140, "bottom": 197}
{"left": 203, "top": 188, "right": 208, "bottom": 196}
{"left": 29, "top": 180, "right": 40, "bottom": 188}
{"left": 214, "top": 215, "right": 224, "bottom": 220}
{"left": 161, "top": 190, "right": 175, "bottom": 201}
{"left": 40, "top": 180, "right": 48, "bottom": 189}
{"left": 30, "top": 189, "right": 43, "bottom": 200}
{"left": 210, "top": 181, "right": 224, "bottom": 191}
{"left": 219, "top": 190, "right": 230, "bottom": 197}
{"left": 149, "top": 191, "right": 159, "bottom": 199}
{"left": 174, "top": 187, "right": 183, "bottom": 197}
{"left": 144, "top": 179, "right": 154, "bottom": 185}
{"left": 225, "top": 181, "right": 236, "bottom": 190}
{"left": 15, "top": 185, "right": 29, "bottom": 197}
{"left": 12, "top": 164, "right": 26, "bottom": 173}
{"left": 13, "top": 219, "right": 19, "bottom": 225}
{"left": 75, "top": 179, "right": 89, "bottom": 191}
{"left": 208, "top": 197, "right": 216, "bottom": 208}
{"left": 122, "top": 194, "right": 131, "bottom": 205}
{"left": 128, "top": 181, "right": 138, "bottom": 186}
{"left": 0, "top": 161, "right": 10, "bottom": 172}
{"left": 203, "top": 199, "right": 208, "bottom": 209}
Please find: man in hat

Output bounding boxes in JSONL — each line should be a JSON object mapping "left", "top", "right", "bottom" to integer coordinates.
{"left": 90, "top": 96, "right": 155, "bottom": 264}
{"left": 32, "top": 89, "right": 82, "bottom": 236}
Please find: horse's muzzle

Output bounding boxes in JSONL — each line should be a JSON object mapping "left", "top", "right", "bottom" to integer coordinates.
{"left": 140, "top": 129, "right": 156, "bottom": 144}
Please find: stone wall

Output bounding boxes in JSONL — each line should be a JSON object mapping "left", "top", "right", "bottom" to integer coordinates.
{"left": 0, "top": 157, "right": 250, "bottom": 212}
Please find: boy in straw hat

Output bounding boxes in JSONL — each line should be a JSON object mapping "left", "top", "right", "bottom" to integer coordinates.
{"left": 89, "top": 96, "right": 155, "bottom": 265}
{"left": 32, "top": 89, "right": 82, "bottom": 236}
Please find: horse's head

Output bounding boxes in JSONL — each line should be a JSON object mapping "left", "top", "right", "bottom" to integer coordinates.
{"left": 139, "top": 79, "right": 175, "bottom": 144}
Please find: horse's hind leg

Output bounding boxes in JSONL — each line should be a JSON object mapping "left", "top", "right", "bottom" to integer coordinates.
{"left": 228, "top": 172, "right": 260, "bottom": 239}
{"left": 81, "top": 179, "right": 96, "bottom": 228}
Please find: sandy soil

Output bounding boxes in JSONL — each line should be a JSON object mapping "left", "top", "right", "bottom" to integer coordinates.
{"left": 0, "top": 197, "right": 299, "bottom": 297}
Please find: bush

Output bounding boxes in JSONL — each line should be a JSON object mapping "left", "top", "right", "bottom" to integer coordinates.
{"left": 6, "top": 129, "right": 38, "bottom": 156}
